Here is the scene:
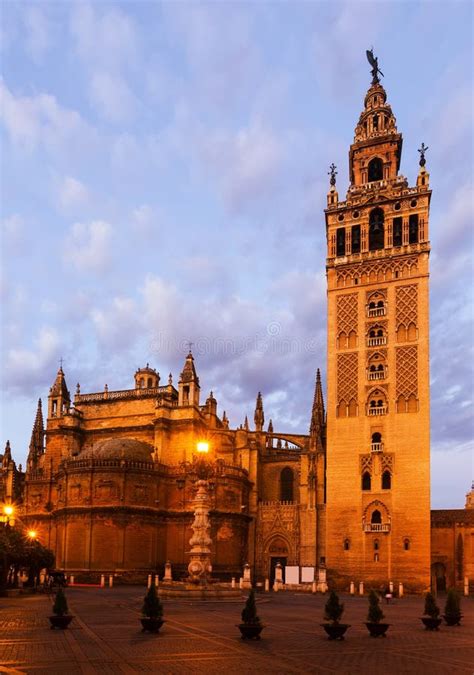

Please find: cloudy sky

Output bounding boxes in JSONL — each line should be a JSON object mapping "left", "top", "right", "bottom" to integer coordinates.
{"left": 1, "top": 1, "right": 472, "bottom": 508}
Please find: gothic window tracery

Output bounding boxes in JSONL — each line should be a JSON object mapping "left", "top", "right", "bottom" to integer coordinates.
{"left": 367, "top": 389, "right": 387, "bottom": 416}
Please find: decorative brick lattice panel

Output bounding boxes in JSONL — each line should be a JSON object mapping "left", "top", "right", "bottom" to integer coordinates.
{"left": 360, "top": 454, "right": 372, "bottom": 474}
{"left": 396, "top": 346, "right": 418, "bottom": 398}
{"left": 396, "top": 284, "right": 418, "bottom": 328}
{"left": 337, "top": 353, "right": 358, "bottom": 403}
{"left": 336, "top": 293, "right": 358, "bottom": 335}
{"left": 381, "top": 454, "right": 394, "bottom": 473}
{"left": 336, "top": 256, "right": 419, "bottom": 286}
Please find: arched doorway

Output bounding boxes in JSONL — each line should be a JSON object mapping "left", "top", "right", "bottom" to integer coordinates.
{"left": 267, "top": 536, "right": 289, "bottom": 587}
{"left": 431, "top": 562, "right": 446, "bottom": 593}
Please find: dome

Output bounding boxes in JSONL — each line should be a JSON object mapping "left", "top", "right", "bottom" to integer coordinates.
{"left": 80, "top": 438, "right": 154, "bottom": 462}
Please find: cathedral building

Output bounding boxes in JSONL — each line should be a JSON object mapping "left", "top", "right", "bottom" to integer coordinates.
{"left": 1, "top": 59, "right": 472, "bottom": 592}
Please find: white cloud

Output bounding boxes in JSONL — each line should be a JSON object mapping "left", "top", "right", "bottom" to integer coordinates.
{"left": 91, "top": 296, "right": 139, "bottom": 351}
{"left": 63, "top": 220, "right": 112, "bottom": 273}
{"left": 23, "top": 6, "right": 51, "bottom": 62}
{"left": 89, "top": 70, "right": 138, "bottom": 123}
{"left": 3, "top": 326, "right": 60, "bottom": 391}
{"left": 70, "top": 3, "right": 138, "bottom": 70}
{"left": 132, "top": 205, "right": 157, "bottom": 237}
{"left": 57, "top": 176, "right": 89, "bottom": 210}
{"left": 201, "top": 120, "right": 283, "bottom": 210}
{"left": 0, "top": 79, "right": 94, "bottom": 154}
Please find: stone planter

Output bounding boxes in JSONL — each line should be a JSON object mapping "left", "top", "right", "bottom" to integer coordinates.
{"left": 140, "top": 617, "right": 164, "bottom": 633}
{"left": 237, "top": 622, "right": 264, "bottom": 640}
{"left": 321, "top": 623, "right": 350, "bottom": 640}
{"left": 443, "top": 613, "right": 462, "bottom": 626}
{"left": 49, "top": 615, "right": 73, "bottom": 630}
{"left": 365, "top": 622, "right": 390, "bottom": 637}
{"left": 421, "top": 616, "right": 442, "bottom": 631}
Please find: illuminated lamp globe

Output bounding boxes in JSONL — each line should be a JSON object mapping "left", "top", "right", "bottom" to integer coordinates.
{"left": 27, "top": 530, "right": 37, "bottom": 540}
{"left": 196, "top": 441, "right": 209, "bottom": 454}
{"left": 3, "top": 505, "right": 14, "bottom": 517}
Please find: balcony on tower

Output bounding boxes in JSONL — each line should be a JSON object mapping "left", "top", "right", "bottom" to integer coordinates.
{"left": 367, "top": 390, "right": 387, "bottom": 416}
{"left": 370, "top": 433, "right": 383, "bottom": 453}
{"left": 364, "top": 523, "right": 391, "bottom": 533}
{"left": 367, "top": 326, "right": 387, "bottom": 347}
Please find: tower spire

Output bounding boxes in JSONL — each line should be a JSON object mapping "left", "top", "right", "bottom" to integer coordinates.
{"left": 254, "top": 392, "right": 264, "bottom": 432}
{"left": 28, "top": 398, "right": 44, "bottom": 469}
{"left": 2, "top": 440, "right": 12, "bottom": 468}
{"left": 310, "top": 369, "right": 325, "bottom": 451}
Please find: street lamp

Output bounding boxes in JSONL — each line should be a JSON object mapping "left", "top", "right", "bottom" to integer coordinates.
{"left": 196, "top": 441, "right": 209, "bottom": 454}
{"left": 27, "top": 530, "right": 37, "bottom": 541}
{"left": 2, "top": 504, "right": 15, "bottom": 526}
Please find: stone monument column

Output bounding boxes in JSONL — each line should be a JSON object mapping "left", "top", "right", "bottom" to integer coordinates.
{"left": 187, "top": 479, "right": 213, "bottom": 583}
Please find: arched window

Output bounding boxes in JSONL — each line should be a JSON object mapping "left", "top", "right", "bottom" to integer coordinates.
{"left": 343, "top": 539, "right": 350, "bottom": 551}
{"left": 372, "top": 432, "right": 382, "bottom": 443}
{"left": 409, "top": 214, "right": 419, "bottom": 244}
{"left": 280, "top": 467, "right": 294, "bottom": 502}
{"left": 382, "top": 471, "right": 391, "bottom": 490}
{"left": 147, "top": 377, "right": 153, "bottom": 388}
{"left": 368, "top": 158, "right": 383, "bottom": 182}
{"left": 371, "top": 510, "right": 382, "bottom": 524}
{"left": 362, "top": 472, "right": 371, "bottom": 491}
{"left": 373, "top": 539, "right": 379, "bottom": 550}
{"left": 139, "top": 378, "right": 145, "bottom": 389}
{"left": 403, "top": 538, "right": 410, "bottom": 551}
{"left": 369, "top": 208, "right": 384, "bottom": 251}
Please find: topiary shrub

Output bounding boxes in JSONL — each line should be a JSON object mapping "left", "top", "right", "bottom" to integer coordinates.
{"left": 423, "top": 592, "right": 440, "bottom": 618}
{"left": 444, "top": 588, "right": 461, "bottom": 624}
{"left": 53, "top": 588, "right": 69, "bottom": 616}
{"left": 367, "top": 590, "right": 384, "bottom": 624}
{"left": 324, "top": 591, "right": 344, "bottom": 625}
{"left": 241, "top": 589, "right": 260, "bottom": 625}
{"left": 142, "top": 584, "right": 163, "bottom": 620}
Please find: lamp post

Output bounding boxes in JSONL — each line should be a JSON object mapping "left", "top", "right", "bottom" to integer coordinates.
{"left": 187, "top": 441, "right": 214, "bottom": 584}
{"left": 1, "top": 504, "right": 15, "bottom": 528}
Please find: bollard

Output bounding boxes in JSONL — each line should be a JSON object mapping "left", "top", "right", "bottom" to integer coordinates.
{"left": 164, "top": 561, "right": 172, "bottom": 581}
{"left": 155, "top": 574, "right": 159, "bottom": 588}
{"left": 312, "top": 581, "right": 317, "bottom": 594}
{"left": 350, "top": 581, "right": 355, "bottom": 595}
{"left": 265, "top": 578, "right": 269, "bottom": 592}
{"left": 398, "top": 582, "right": 403, "bottom": 598}
{"left": 109, "top": 575, "right": 113, "bottom": 588}
{"left": 389, "top": 581, "right": 394, "bottom": 594}
{"left": 464, "top": 577, "right": 469, "bottom": 596}
{"left": 231, "top": 577, "right": 236, "bottom": 589}
{"left": 147, "top": 574, "right": 152, "bottom": 589}
{"left": 274, "top": 581, "right": 279, "bottom": 592}
{"left": 239, "top": 577, "right": 243, "bottom": 589}
{"left": 359, "top": 581, "right": 364, "bottom": 595}
{"left": 100, "top": 574, "right": 105, "bottom": 588}
{"left": 242, "top": 563, "right": 252, "bottom": 589}
{"left": 70, "top": 575, "right": 75, "bottom": 586}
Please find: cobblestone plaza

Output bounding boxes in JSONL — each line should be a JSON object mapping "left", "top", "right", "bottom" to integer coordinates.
{"left": 1, "top": 588, "right": 473, "bottom": 674}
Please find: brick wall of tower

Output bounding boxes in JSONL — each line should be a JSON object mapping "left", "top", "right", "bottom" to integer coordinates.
{"left": 324, "top": 80, "right": 432, "bottom": 592}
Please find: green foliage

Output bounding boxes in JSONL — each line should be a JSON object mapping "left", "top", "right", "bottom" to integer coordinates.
{"left": 324, "top": 591, "right": 344, "bottom": 625}
{"left": 444, "top": 588, "right": 461, "bottom": 618}
{"left": 142, "top": 584, "right": 163, "bottom": 619}
{"left": 367, "top": 590, "right": 384, "bottom": 623}
{"left": 423, "top": 592, "right": 440, "bottom": 618}
{"left": 241, "top": 589, "right": 260, "bottom": 625}
{"left": 53, "top": 588, "right": 69, "bottom": 616}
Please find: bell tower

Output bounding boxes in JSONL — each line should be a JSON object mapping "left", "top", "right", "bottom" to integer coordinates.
{"left": 325, "top": 53, "right": 431, "bottom": 592}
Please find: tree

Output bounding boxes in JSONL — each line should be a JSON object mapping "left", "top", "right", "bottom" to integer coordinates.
{"left": 324, "top": 591, "right": 344, "bottom": 625}
{"left": 423, "top": 592, "right": 440, "bottom": 618}
{"left": 53, "top": 588, "right": 69, "bottom": 616}
{"left": 241, "top": 589, "right": 260, "bottom": 625}
{"left": 367, "top": 590, "right": 384, "bottom": 623}
{"left": 142, "top": 584, "right": 163, "bottom": 619}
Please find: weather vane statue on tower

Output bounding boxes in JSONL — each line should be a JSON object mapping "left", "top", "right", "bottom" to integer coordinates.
{"left": 366, "top": 48, "right": 384, "bottom": 85}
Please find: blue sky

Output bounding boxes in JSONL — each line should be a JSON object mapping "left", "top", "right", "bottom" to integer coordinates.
{"left": 1, "top": 1, "right": 472, "bottom": 508}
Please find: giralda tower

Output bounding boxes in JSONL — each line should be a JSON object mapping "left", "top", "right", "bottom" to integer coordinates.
{"left": 325, "top": 53, "right": 431, "bottom": 591}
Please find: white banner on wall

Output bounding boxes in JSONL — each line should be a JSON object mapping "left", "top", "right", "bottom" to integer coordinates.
{"left": 301, "top": 566, "right": 315, "bottom": 583}
{"left": 285, "top": 566, "right": 299, "bottom": 584}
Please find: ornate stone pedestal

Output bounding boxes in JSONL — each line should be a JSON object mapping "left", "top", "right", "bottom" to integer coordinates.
{"left": 187, "top": 479, "right": 213, "bottom": 583}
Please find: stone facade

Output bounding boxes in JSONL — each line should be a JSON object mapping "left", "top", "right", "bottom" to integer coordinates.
{"left": 0, "top": 67, "right": 471, "bottom": 592}
{"left": 325, "top": 80, "right": 432, "bottom": 592}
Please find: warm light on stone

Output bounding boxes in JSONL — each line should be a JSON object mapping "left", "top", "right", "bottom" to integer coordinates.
{"left": 196, "top": 441, "right": 209, "bottom": 454}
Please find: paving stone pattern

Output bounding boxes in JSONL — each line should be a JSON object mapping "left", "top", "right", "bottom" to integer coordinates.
{"left": 0, "top": 588, "right": 473, "bottom": 674}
